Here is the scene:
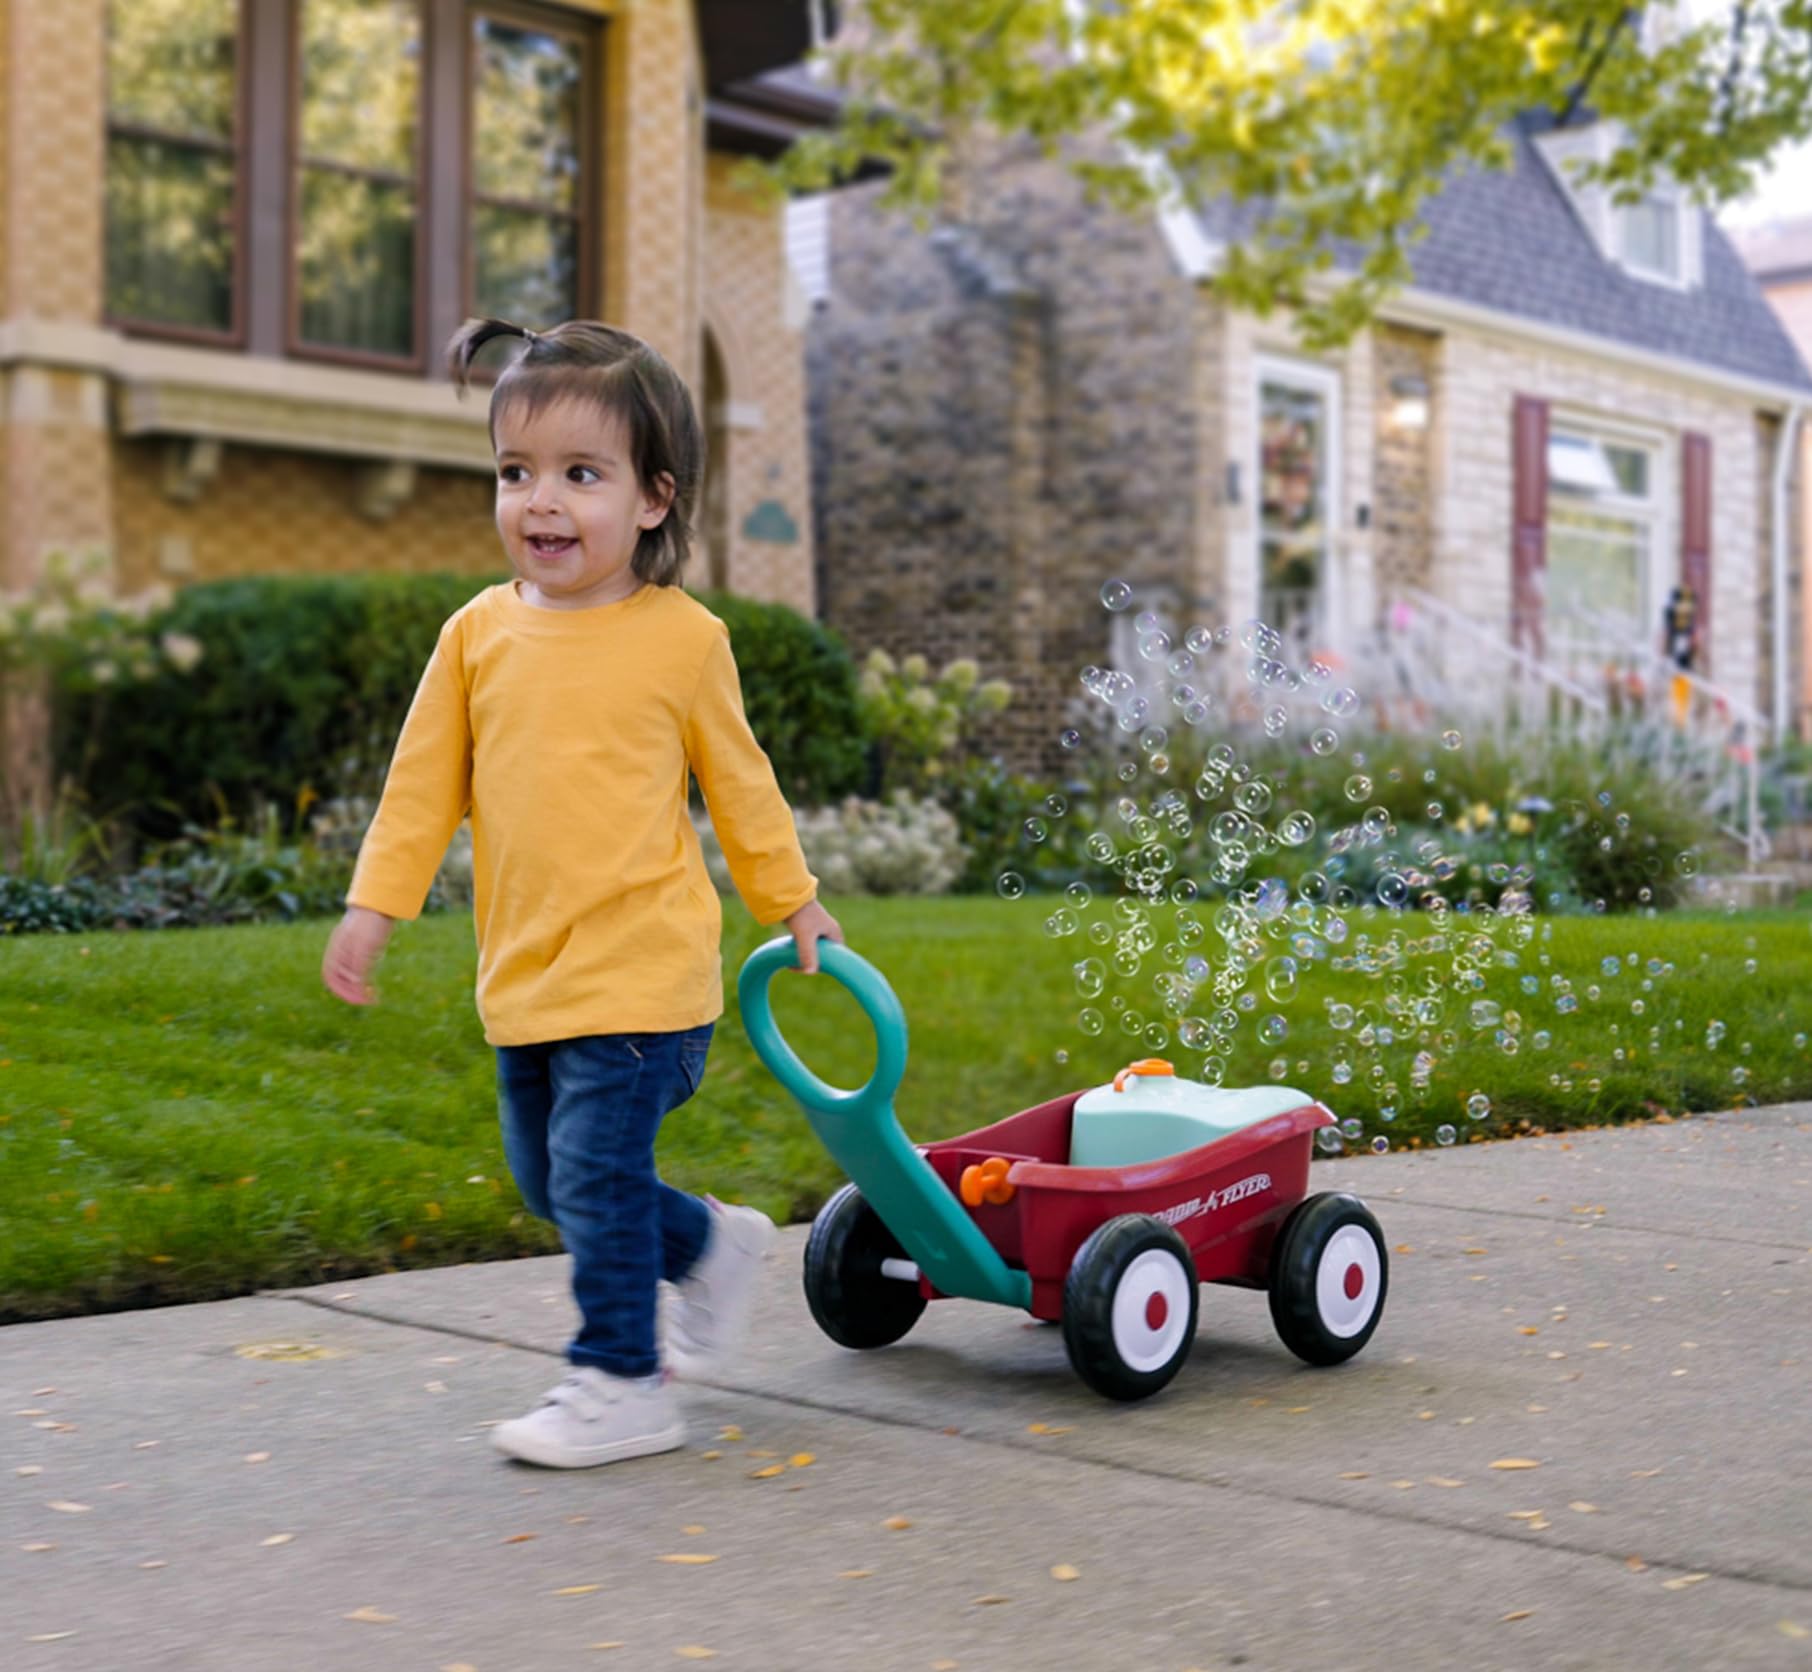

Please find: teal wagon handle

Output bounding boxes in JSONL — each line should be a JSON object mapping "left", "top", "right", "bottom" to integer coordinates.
{"left": 737, "top": 938, "right": 1032, "bottom": 1312}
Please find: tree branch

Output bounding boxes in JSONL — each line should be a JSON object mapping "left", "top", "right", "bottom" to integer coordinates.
{"left": 1560, "top": 6, "right": 1636, "bottom": 125}
{"left": 1716, "top": 0, "right": 1753, "bottom": 135}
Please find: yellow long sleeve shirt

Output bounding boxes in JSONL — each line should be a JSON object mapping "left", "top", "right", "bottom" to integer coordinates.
{"left": 347, "top": 581, "right": 818, "bottom": 1046}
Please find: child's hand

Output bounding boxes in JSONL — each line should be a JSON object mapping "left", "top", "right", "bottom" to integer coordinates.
{"left": 322, "top": 906, "right": 395, "bottom": 1006}
{"left": 783, "top": 899, "right": 844, "bottom": 975}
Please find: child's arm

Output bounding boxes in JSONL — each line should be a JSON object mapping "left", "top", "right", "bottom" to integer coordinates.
{"left": 685, "top": 627, "right": 841, "bottom": 971}
{"left": 322, "top": 627, "right": 473, "bottom": 1006}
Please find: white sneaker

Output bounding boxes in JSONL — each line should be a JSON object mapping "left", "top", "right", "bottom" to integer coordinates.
{"left": 490, "top": 1368, "right": 685, "bottom": 1468}
{"left": 664, "top": 1201, "right": 777, "bottom": 1379}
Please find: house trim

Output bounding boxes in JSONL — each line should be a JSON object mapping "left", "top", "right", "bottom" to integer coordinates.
{"left": 1376, "top": 283, "right": 1811, "bottom": 413}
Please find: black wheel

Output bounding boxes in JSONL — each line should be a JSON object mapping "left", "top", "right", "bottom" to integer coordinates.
{"left": 802, "top": 1183, "right": 928, "bottom": 1349}
{"left": 1267, "top": 1192, "right": 1388, "bottom": 1366}
{"left": 1061, "top": 1215, "right": 1199, "bottom": 1402}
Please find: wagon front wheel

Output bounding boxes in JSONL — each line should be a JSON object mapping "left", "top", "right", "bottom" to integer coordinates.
{"left": 1061, "top": 1215, "right": 1199, "bottom": 1401}
{"left": 802, "top": 1182, "right": 928, "bottom": 1350}
{"left": 1267, "top": 1192, "right": 1388, "bottom": 1365}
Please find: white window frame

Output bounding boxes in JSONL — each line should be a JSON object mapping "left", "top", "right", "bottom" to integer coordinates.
{"left": 1533, "top": 123, "right": 1703, "bottom": 291}
{"left": 1544, "top": 411, "right": 1668, "bottom": 650}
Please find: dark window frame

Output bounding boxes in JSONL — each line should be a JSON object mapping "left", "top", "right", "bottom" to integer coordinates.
{"left": 102, "top": 0, "right": 251, "bottom": 348}
{"left": 105, "top": 0, "right": 603, "bottom": 378}
{"left": 462, "top": 0, "right": 601, "bottom": 332}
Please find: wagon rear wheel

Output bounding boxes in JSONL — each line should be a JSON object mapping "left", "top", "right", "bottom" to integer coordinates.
{"left": 803, "top": 1182, "right": 927, "bottom": 1350}
{"left": 1267, "top": 1192, "right": 1387, "bottom": 1365}
{"left": 1061, "top": 1215, "right": 1199, "bottom": 1402}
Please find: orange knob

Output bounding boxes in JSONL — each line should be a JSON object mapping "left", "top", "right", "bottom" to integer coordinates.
{"left": 1114, "top": 1056, "right": 1176, "bottom": 1093}
{"left": 959, "top": 1156, "right": 1016, "bottom": 1208}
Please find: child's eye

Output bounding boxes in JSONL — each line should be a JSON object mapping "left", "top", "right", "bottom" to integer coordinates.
{"left": 498, "top": 464, "right": 525, "bottom": 484}
{"left": 567, "top": 465, "right": 600, "bottom": 485}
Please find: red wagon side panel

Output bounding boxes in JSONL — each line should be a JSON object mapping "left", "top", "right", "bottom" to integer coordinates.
{"left": 923, "top": 1098, "right": 1335, "bottom": 1321}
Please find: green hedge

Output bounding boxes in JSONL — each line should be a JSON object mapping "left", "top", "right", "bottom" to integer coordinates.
{"left": 59, "top": 574, "right": 867, "bottom": 847}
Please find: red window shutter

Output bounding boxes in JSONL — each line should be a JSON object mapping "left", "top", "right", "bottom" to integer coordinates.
{"left": 1511, "top": 396, "right": 1549, "bottom": 657}
{"left": 1680, "top": 431, "right": 1712, "bottom": 674}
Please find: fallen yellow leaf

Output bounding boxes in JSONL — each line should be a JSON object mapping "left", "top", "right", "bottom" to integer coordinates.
{"left": 243, "top": 1453, "right": 270, "bottom": 1465}
{"left": 261, "top": 1533, "right": 295, "bottom": 1546}
{"left": 26, "top": 1634, "right": 78, "bottom": 1644}
{"left": 16, "top": 1465, "right": 42, "bottom": 1476}
{"left": 1569, "top": 1501, "right": 1599, "bottom": 1514}
{"left": 1426, "top": 1477, "right": 1465, "bottom": 1488}
{"left": 344, "top": 1607, "right": 397, "bottom": 1624}
{"left": 971, "top": 1594, "right": 1011, "bottom": 1606}
{"left": 1394, "top": 1243, "right": 1415, "bottom": 1254}
{"left": 1626, "top": 1557, "right": 1648, "bottom": 1573}
{"left": 1630, "top": 1468, "right": 1663, "bottom": 1478}
{"left": 748, "top": 1464, "right": 785, "bottom": 1479}
{"left": 552, "top": 1584, "right": 602, "bottom": 1596}
{"left": 717, "top": 1426, "right": 742, "bottom": 1442}
{"left": 1337, "top": 1471, "right": 1369, "bottom": 1480}
{"left": 681, "top": 1525, "right": 706, "bottom": 1536}
{"left": 503, "top": 1533, "right": 538, "bottom": 1544}
{"left": 1391, "top": 1480, "right": 1416, "bottom": 1489}
{"left": 1027, "top": 1422, "right": 1049, "bottom": 1434}
{"left": 884, "top": 1516, "right": 913, "bottom": 1530}
{"left": 789, "top": 1453, "right": 816, "bottom": 1468}
{"left": 1779, "top": 1621, "right": 1809, "bottom": 1640}
{"left": 838, "top": 1569, "right": 873, "bottom": 1579}
{"left": 1490, "top": 1459, "right": 1541, "bottom": 1470}
{"left": 1518, "top": 1327, "right": 1539, "bottom": 1336}
{"left": 46, "top": 1501, "right": 91, "bottom": 1514}
{"left": 1463, "top": 1247, "right": 1488, "bottom": 1256}
{"left": 658, "top": 1554, "right": 719, "bottom": 1565}
{"left": 746, "top": 1449, "right": 778, "bottom": 1460}
{"left": 138, "top": 1560, "right": 166, "bottom": 1570}
{"left": 21, "top": 1542, "right": 57, "bottom": 1552}
{"left": 441, "top": 1664, "right": 476, "bottom": 1672}
{"left": 589, "top": 1644, "right": 627, "bottom": 1652}
{"left": 931, "top": 1662, "right": 959, "bottom": 1671}
{"left": 674, "top": 1648, "right": 717, "bottom": 1660}
{"left": 1501, "top": 1610, "right": 1533, "bottom": 1622}
{"left": 1051, "top": 1564, "right": 1080, "bottom": 1582}
{"left": 1506, "top": 1511, "right": 1545, "bottom": 1521}
{"left": 700, "top": 1450, "right": 722, "bottom": 1461}
{"left": 1661, "top": 1574, "right": 1710, "bottom": 1591}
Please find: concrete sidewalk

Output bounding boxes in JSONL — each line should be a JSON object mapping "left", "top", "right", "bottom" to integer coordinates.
{"left": 5, "top": 1105, "right": 1810, "bottom": 1672}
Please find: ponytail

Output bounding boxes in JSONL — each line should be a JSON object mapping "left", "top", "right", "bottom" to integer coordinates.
{"left": 447, "top": 316, "right": 540, "bottom": 391}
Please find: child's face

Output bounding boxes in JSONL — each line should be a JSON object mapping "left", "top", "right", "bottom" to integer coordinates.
{"left": 493, "top": 397, "right": 673, "bottom": 610}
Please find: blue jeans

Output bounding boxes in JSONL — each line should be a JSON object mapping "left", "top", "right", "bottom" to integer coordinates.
{"left": 495, "top": 1024, "right": 715, "bottom": 1378}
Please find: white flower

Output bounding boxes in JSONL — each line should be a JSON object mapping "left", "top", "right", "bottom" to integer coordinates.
{"left": 901, "top": 653, "right": 929, "bottom": 683}
{"left": 160, "top": 631, "right": 204, "bottom": 672}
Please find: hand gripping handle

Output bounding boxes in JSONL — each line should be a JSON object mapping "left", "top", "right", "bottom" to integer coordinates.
{"left": 735, "top": 938, "right": 909, "bottom": 1122}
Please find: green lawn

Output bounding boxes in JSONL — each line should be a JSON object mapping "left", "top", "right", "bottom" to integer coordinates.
{"left": 2, "top": 899, "right": 1808, "bottom": 1322}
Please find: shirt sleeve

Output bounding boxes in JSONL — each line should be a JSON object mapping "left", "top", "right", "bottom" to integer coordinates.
{"left": 345, "top": 622, "right": 473, "bottom": 922}
{"left": 684, "top": 626, "right": 818, "bottom": 925}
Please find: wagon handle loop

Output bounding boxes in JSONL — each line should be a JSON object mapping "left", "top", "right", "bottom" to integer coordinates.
{"left": 736, "top": 937, "right": 909, "bottom": 1121}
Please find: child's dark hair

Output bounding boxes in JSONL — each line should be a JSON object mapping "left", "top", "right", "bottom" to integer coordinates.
{"left": 447, "top": 318, "right": 703, "bottom": 587}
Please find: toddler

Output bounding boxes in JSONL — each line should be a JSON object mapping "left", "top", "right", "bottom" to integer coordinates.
{"left": 322, "top": 317, "right": 842, "bottom": 1469}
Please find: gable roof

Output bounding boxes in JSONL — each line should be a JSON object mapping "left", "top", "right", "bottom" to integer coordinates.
{"left": 1191, "top": 117, "right": 1812, "bottom": 396}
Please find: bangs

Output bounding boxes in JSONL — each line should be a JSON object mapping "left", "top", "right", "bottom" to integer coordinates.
{"left": 487, "top": 361, "right": 641, "bottom": 451}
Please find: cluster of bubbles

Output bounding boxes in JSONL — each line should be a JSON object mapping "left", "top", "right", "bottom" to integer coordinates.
{"left": 991, "top": 578, "right": 1725, "bottom": 1159}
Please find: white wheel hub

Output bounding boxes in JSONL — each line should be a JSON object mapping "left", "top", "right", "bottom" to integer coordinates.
{"left": 1314, "top": 1223, "right": 1382, "bottom": 1338}
{"left": 1109, "top": 1249, "right": 1193, "bottom": 1373}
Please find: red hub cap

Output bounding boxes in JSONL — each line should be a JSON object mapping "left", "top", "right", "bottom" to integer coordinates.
{"left": 1145, "top": 1291, "right": 1170, "bottom": 1330}
{"left": 1343, "top": 1262, "right": 1365, "bottom": 1300}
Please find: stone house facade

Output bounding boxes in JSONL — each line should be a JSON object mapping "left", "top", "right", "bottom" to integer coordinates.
{"left": 808, "top": 119, "right": 1812, "bottom": 774}
{"left": 0, "top": 0, "right": 832, "bottom": 618}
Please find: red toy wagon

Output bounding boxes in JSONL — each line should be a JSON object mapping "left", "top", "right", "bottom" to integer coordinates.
{"left": 740, "top": 940, "right": 1388, "bottom": 1401}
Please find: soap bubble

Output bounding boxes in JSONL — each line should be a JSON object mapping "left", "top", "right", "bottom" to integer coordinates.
{"left": 1267, "top": 1056, "right": 1289, "bottom": 1081}
{"left": 1073, "top": 957, "right": 1106, "bottom": 997}
{"left": 1377, "top": 873, "right": 1409, "bottom": 908}
{"left": 1279, "top": 810, "right": 1316, "bottom": 847}
{"left": 1466, "top": 1091, "right": 1491, "bottom": 1121}
{"left": 1327, "top": 1002, "right": 1355, "bottom": 1031}
{"left": 1234, "top": 779, "right": 1273, "bottom": 815}
{"left": 1101, "top": 579, "right": 1133, "bottom": 611}
{"left": 1059, "top": 728, "right": 1081, "bottom": 750}
{"left": 1045, "top": 793, "right": 1068, "bottom": 817}
{"left": 1316, "top": 1127, "right": 1344, "bottom": 1154}
{"left": 1044, "top": 909, "right": 1079, "bottom": 938}
{"left": 1259, "top": 1014, "right": 1288, "bottom": 1044}
{"left": 1341, "top": 1116, "right": 1363, "bottom": 1141}
{"left": 1054, "top": 1048, "right": 1069, "bottom": 1065}
{"left": 1441, "top": 729, "right": 1463, "bottom": 750}
{"left": 1066, "top": 880, "right": 1092, "bottom": 908}
{"left": 1265, "top": 957, "right": 1298, "bottom": 1003}
{"left": 1344, "top": 774, "right": 1373, "bottom": 802}
{"left": 1077, "top": 1007, "right": 1104, "bottom": 1036}
{"left": 1370, "top": 1135, "right": 1390, "bottom": 1154}
{"left": 996, "top": 871, "right": 1025, "bottom": 900}
{"left": 1469, "top": 1000, "right": 1501, "bottom": 1029}
{"left": 1676, "top": 850, "right": 1701, "bottom": 876}
{"left": 1309, "top": 727, "right": 1340, "bottom": 756}
{"left": 1024, "top": 817, "right": 1049, "bottom": 843}
{"left": 1435, "top": 1124, "right": 1457, "bottom": 1147}
{"left": 1323, "top": 687, "right": 1359, "bottom": 717}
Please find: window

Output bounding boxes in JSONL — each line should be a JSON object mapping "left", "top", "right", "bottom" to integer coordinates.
{"left": 294, "top": 0, "right": 423, "bottom": 362}
{"left": 1618, "top": 190, "right": 1682, "bottom": 284}
{"left": 1546, "top": 425, "right": 1659, "bottom": 644}
{"left": 105, "top": 0, "right": 242, "bottom": 338}
{"left": 470, "top": 10, "right": 592, "bottom": 329}
{"left": 103, "top": 1, "right": 600, "bottom": 372}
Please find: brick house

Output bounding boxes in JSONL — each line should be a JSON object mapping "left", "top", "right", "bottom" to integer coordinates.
{"left": 0, "top": 0, "right": 836, "bottom": 617}
{"left": 1734, "top": 214, "right": 1812, "bottom": 740}
{"left": 807, "top": 116, "right": 1812, "bottom": 774}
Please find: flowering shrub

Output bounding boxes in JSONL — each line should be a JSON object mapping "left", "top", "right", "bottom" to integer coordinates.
{"left": 310, "top": 794, "right": 474, "bottom": 909}
{"left": 856, "top": 650, "right": 1012, "bottom": 797}
{"left": 692, "top": 793, "right": 966, "bottom": 896}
